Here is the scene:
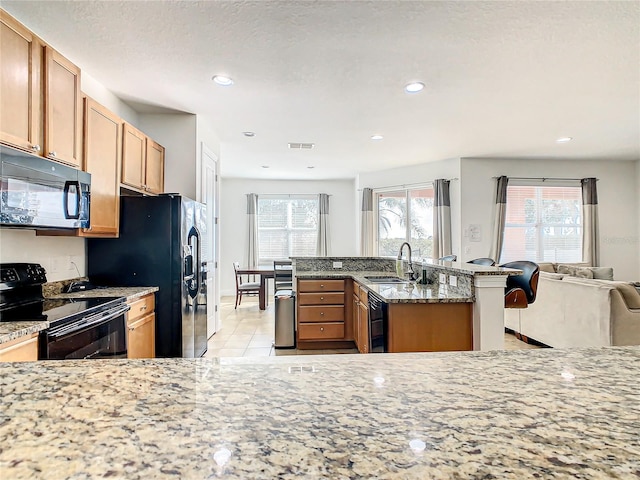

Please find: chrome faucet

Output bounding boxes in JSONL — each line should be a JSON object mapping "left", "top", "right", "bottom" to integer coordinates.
{"left": 397, "top": 242, "right": 419, "bottom": 281}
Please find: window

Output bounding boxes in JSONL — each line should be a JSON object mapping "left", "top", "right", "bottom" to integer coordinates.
{"left": 257, "top": 195, "right": 318, "bottom": 264}
{"left": 502, "top": 184, "right": 582, "bottom": 263}
{"left": 377, "top": 187, "right": 434, "bottom": 258}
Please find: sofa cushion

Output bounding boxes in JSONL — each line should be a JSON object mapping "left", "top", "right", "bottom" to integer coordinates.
{"left": 539, "top": 271, "right": 565, "bottom": 280}
{"left": 557, "top": 264, "right": 594, "bottom": 279}
{"left": 590, "top": 267, "right": 614, "bottom": 281}
{"left": 537, "top": 262, "right": 556, "bottom": 273}
{"left": 610, "top": 282, "right": 640, "bottom": 309}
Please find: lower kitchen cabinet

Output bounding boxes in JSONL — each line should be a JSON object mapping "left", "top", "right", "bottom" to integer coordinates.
{"left": 0, "top": 333, "right": 38, "bottom": 362}
{"left": 352, "top": 281, "right": 369, "bottom": 354}
{"left": 127, "top": 293, "right": 156, "bottom": 359}
{"left": 296, "top": 279, "right": 353, "bottom": 348}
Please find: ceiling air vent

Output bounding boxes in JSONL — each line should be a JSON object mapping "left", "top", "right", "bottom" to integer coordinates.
{"left": 288, "top": 142, "right": 315, "bottom": 150}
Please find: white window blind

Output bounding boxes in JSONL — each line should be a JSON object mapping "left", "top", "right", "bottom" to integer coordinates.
{"left": 377, "top": 187, "right": 434, "bottom": 258}
{"left": 502, "top": 184, "right": 582, "bottom": 263}
{"left": 257, "top": 196, "right": 318, "bottom": 263}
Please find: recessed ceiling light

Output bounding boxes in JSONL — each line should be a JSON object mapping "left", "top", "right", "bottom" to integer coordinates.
{"left": 307, "top": 166, "right": 315, "bottom": 169}
{"left": 404, "top": 82, "right": 424, "bottom": 94}
{"left": 556, "top": 137, "right": 573, "bottom": 143}
{"left": 212, "top": 75, "right": 234, "bottom": 86}
{"left": 243, "top": 131, "right": 255, "bottom": 137}
{"left": 371, "top": 135, "right": 384, "bottom": 140}
{"left": 261, "top": 165, "right": 269, "bottom": 169}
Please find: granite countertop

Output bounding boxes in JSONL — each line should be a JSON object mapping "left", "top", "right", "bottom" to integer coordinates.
{"left": 50, "top": 286, "right": 158, "bottom": 302}
{"left": 0, "top": 321, "right": 49, "bottom": 345}
{"left": 1, "top": 347, "right": 639, "bottom": 478}
{"left": 295, "top": 270, "right": 473, "bottom": 303}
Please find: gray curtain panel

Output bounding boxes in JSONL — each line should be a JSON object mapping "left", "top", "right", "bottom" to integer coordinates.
{"left": 360, "top": 188, "right": 374, "bottom": 256}
{"left": 489, "top": 175, "right": 509, "bottom": 262}
{"left": 246, "top": 193, "right": 259, "bottom": 270}
{"left": 581, "top": 178, "right": 600, "bottom": 266}
{"left": 316, "top": 193, "right": 331, "bottom": 256}
{"left": 432, "top": 179, "right": 452, "bottom": 259}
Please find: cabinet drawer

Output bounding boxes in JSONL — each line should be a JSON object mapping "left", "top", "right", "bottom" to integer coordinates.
{"left": 298, "top": 305, "right": 344, "bottom": 322}
{"left": 298, "top": 279, "right": 345, "bottom": 293}
{"left": 299, "top": 322, "right": 345, "bottom": 340}
{"left": 298, "top": 292, "right": 344, "bottom": 306}
{"left": 127, "top": 294, "right": 155, "bottom": 323}
{"left": 0, "top": 333, "right": 38, "bottom": 362}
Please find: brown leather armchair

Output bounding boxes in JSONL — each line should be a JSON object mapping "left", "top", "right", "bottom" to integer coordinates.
{"left": 499, "top": 261, "right": 540, "bottom": 308}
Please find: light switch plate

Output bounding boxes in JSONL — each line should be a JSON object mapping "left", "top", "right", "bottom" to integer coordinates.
{"left": 333, "top": 261, "right": 343, "bottom": 269}
{"left": 449, "top": 275, "right": 458, "bottom": 287}
{"left": 439, "top": 273, "right": 446, "bottom": 283}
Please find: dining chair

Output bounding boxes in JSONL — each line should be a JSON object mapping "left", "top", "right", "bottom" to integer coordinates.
{"left": 233, "top": 262, "right": 261, "bottom": 309}
{"left": 274, "top": 260, "right": 293, "bottom": 293}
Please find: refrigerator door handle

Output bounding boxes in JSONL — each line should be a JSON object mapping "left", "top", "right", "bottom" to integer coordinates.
{"left": 186, "top": 226, "right": 200, "bottom": 299}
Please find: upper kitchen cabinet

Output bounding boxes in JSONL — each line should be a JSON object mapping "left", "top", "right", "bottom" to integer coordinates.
{"left": 0, "top": 10, "right": 42, "bottom": 153}
{"left": 0, "top": 10, "right": 82, "bottom": 168}
{"left": 44, "top": 47, "right": 82, "bottom": 168}
{"left": 81, "top": 97, "right": 122, "bottom": 237}
{"left": 145, "top": 139, "right": 165, "bottom": 195}
{"left": 121, "top": 122, "right": 164, "bottom": 195}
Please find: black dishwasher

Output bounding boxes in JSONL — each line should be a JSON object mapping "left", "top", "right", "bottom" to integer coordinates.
{"left": 368, "top": 292, "right": 388, "bottom": 353}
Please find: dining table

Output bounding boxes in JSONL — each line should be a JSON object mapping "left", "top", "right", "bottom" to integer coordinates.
{"left": 235, "top": 265, "right": 275, "bottom": 310}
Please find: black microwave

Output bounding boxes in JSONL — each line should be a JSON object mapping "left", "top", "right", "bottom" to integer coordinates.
{"left": 0, "top": 146, "right": 90, "bottom": 229}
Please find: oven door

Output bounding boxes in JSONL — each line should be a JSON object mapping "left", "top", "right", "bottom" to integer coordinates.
{"left": 41, "top": 304, "right": 129, "bottom": 360}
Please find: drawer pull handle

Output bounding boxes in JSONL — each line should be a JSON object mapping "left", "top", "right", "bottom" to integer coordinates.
{"left": 320, "top": 284, "right": 324, "bottom": 288}
{"left": 320, "top": 296, "right": 324, "bottom": 300}
{"left": 320, "top": 312, "right": 324, "bottom": 316}
{"left": 320, "top": 327, "right": 324, "bottom": 331}
{"left": 49, "top": 151, "right": 57, "bottom": 157}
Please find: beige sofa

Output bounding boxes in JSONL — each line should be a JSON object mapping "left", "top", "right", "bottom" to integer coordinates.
{"left": 505, "top": 267, "right": 640, "bottom": 348}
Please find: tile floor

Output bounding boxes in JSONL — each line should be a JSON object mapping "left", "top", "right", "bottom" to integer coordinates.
{"left": 204, "top": 295, "right": 538, "bottom": 358}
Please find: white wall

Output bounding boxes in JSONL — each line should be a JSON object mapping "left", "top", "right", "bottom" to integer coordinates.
{"left": 0, "top": 230, "right": 85, "bottom": 282}
{"left": 356, "top": 158, "right": 462, "bottom": 258}
{"left": 138, "top": 114, "right": 198, "bottom": 199}
{"left": 459, "top": 158, "right": 640, "bottom": 281}
{"left": 637, "top": 160, "right": 640, "bottom": 276}
{"left": 81, "top": 72, "right": 139, "bottom": 126}
{"left": 220, "top": 178, "right": 357, "bottom": 295}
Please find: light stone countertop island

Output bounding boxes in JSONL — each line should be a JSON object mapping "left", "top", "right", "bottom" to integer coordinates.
{"left": 1, "top": 347, "right": 639, "bottom": 479}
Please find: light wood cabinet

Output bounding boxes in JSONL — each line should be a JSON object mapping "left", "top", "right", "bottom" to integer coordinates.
{"left": 121, "top": 123, "right": 165, "bottom": 195}
{"left": 81, "top": 97, "right": 122, "bottom": 237}
{"left": 0, "top": 10, "right": 81, "bottom": 168}
{"left": 387, "top": 302, "right": 473, "bottom": 353}
{"left": 126, "top": 293, "right": 156, "bottom": 359}
{"left": 0, "top": 10, "right": 41, "bottom": 153}
{"left": 297, "top": 279, "right": 354, "bottom": 347}
{"left": 44, "top": 47, "right": 82, "bottom": 167}
{"left": 0, "top": 333, "right": 38, "bottom": 362}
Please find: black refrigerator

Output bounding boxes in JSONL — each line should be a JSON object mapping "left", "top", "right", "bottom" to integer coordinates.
{"left": 87, "top": 194, "right": 208, "bottom": 358}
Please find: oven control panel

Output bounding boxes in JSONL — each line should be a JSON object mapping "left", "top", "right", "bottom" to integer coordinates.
{"left": 0, "top": 263, "right": 47, "bottom": 287}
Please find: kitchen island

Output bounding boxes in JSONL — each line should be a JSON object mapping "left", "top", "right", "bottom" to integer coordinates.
{"left": 1, "top": 347, "right": 639, "bottom": 479}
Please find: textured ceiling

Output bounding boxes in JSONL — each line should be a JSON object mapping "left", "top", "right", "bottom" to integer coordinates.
{"left": 4, "top": 1, "right": 639, "bottom": 179}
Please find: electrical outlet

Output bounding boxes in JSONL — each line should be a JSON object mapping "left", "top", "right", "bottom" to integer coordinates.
{"left": 50, "top": 256, "right": 61, "bottom": 273}
{"left": 449, "top": 275, "right": 458, "bottom": 287}
{"left": 439, "top": 273, "right": 446, "bottom": 283}
{"left": 332, "top": 261, "right": 343, "bottom": 269}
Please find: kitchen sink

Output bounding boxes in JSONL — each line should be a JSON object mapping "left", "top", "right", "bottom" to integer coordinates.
{"left": 364, "top": 276, "right": 410, "bottom": 284}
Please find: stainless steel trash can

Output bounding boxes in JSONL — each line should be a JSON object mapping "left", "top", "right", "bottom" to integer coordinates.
{"left": 275, "top": 290, "right": 295, "bottom": 348}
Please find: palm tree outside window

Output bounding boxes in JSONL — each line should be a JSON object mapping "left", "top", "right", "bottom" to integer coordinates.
{"left": 377, "top": 187, "right": 434, "bottom": 259}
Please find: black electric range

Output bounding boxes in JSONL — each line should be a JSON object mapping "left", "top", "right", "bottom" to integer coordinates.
{"left": 1, "top": 263, "right": 130, "bottom": 359}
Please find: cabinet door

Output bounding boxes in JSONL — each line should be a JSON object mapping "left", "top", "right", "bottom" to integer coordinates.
{"left": 145, "top": 139, "right": 164, "bottom": 194}
{"left": 128, "top": 312, "right": 155, "bottom": 359}
{"left": 121, "top": 123, "right": 146, "bottom": 189}
{"left": 353, "top": 294, "right": 360, "bottom": 351}
{"left": 82, "top": 98, "right": 122, "bottom": 237}
{"left": 44, "top": 47, "right": 82, "bottom": 167}
{"left": 358, "top": 301, "right": 369, "bottom": 354}
{"left": 0, "top": 11, "right": 41, "bottom": 153}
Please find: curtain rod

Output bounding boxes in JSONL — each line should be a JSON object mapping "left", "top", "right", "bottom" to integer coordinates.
{"left": 252, "top": 193, "right": 332, "bottom": 197}
{"left": 357, "top": 178, "right": 459, "bottom": 191}
{"left": 494, "top": 176, "right": 598, "bottom": 182}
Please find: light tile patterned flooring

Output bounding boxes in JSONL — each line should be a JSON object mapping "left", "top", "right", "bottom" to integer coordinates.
{"left": 204, "top": 295, "right": 538, "bottom": 358}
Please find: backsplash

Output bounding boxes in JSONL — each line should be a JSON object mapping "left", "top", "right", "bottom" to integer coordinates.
{"left": 292, "top": 257, "right": 396, "bottom": 272}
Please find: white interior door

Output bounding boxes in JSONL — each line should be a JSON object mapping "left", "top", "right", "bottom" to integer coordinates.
{"left": 201, "top": 143, "right": 219, "bottom": 338}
